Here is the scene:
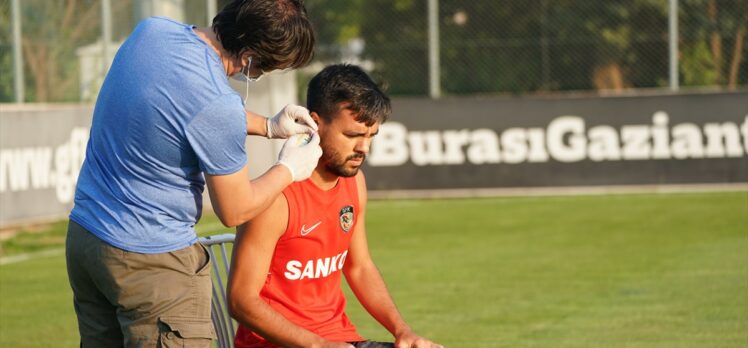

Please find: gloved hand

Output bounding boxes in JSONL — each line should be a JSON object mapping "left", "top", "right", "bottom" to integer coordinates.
{"left": 267, "top": 104, "right": 318, "bottom": 139}
{"left": 276, "top": 132, "right": 322, "bottom": 182}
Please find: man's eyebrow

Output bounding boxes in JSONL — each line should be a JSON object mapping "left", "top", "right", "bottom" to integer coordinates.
{"left": 345, "top": 126, "right": 379, "bottom": 136}
{"left": 350, "top": 129, "right": 379, "bottom": 136}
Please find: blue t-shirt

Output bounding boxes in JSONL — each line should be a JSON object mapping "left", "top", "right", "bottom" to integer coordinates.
{"left": 70, "top": 17, "right": 247, "bottom": 253}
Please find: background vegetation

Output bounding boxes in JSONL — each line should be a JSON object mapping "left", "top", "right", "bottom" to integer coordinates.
{"left": 1, "top": 0, "right": 746, "bottom": 101}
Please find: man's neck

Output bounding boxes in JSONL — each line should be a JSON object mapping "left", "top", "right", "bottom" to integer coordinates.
{"left": 192, "top": 27, "right": 235, "bottom": 75}
{"left": 309, "top": 165, "right": 340, "bottom": 191}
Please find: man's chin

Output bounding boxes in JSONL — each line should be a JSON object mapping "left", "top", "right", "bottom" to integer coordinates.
{"left": 340, "top": 159, "right": 365, "bottom": 176}
{"left": 339, "top": 167, "right": 359, "bottom": 177}
{"left": 342, "top": 161, "right": 364, "bottom": 176}
{"left": 324, "top": 163, "right": 359, "bottom": 177}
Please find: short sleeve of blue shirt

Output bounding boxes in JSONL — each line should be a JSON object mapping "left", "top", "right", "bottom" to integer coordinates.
{"left": 186, "top": 94, "right": 247, "bottom": 175}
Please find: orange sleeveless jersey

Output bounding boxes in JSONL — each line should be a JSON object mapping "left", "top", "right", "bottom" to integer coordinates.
{"left": 234, "top": 176, "right": 364, "bottom": 348}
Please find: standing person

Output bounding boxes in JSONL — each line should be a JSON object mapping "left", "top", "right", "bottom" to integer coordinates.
{"left": 66, "top": 1, "right": 320, "bottom": 347}
{"left": 228, "top": 64, "right": 443, "bottom": 348}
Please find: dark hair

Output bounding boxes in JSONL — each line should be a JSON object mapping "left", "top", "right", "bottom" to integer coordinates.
{"left": 307, "top": 64, "right": 391, "bottom": 126}
{"left": 212, "top": 0, "right": 315, "bottom": 71}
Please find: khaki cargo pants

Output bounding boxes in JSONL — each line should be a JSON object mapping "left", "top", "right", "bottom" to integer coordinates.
{"left": 66, "top": 221, "right": 216, "bottom": 347}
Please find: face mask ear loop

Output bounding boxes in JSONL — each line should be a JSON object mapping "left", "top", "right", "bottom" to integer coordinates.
{"left": 243, "top": 57, "right": 251, "bottom": 104}
{"left": 244, "top": 74, "right": 249, "bottom": 104}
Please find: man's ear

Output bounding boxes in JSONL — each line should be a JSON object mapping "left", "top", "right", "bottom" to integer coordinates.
{"left": 310, "top": 111, "right": 321, "bottom": 126}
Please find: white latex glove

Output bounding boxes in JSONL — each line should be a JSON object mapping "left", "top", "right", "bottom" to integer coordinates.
{"left": 267, "top": 104, "right": 318, "bottom": 139}
{"left": 276, "top": 133, "right": 322, "bottom": 182}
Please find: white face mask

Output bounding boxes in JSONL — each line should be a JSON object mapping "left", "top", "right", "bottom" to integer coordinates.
{"left": 230, "top": 68, "right": 248, "bottom": 82}
{"left": 231, "top": 56, "right": 263, "bottom": 104}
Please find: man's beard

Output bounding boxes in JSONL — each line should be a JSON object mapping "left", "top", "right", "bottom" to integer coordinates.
{"left": 322, "top": 150, "right": 366, "bottom": 177}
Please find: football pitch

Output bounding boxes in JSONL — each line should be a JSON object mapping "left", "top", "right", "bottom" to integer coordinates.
{"left": 1, "top": 191, "right": 746, "bottom": 347}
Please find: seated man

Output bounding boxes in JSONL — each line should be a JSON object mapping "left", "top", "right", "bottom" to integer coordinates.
{"left": 228, "top": 64, "right": 442, "bottom": 348}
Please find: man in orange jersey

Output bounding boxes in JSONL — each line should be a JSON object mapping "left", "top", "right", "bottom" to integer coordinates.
{"left": 228, "top": 64, "right": 443, "bottom": 348}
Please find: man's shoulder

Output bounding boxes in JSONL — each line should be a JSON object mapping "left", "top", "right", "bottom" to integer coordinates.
{"left": 353, "top": 170, "right": 367, "bottom": 194}
{"left": 282, "top": 180, "right": 304, "bottom": 196}
{"left": 193, "top": 93, "right": 244, "bottom": 117}
{"left": 242, "top": 192, "right": 288, "bottom": 238}
{"left": 263, "top": 190, "right": 290, "bottom": 220}
{"left": 354, "top": 170, "right": 366, "bottom": 183}
{"left": 137, "top": 16, "right": 187, "bottom": 32}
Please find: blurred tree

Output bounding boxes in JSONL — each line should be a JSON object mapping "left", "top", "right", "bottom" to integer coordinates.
{"left": 6, "top": 0, "right": 101, "bottom": 102}
{"left": 544, "top": 0, "right": 669, "bottom": 92}
{"left": 353, "top": 0, "right": 673, "bottom": 95}
{"left": 3, "top": 0, "right": 744, "bottom": 101}
{"left": 359, "top": 0, "right": 427, "bottom": 95}
{"left": 301, "top": 0, "right": 369, "bottom": 102}
{"left": 439, "top": 1, "right": 543, "bottom": 94}
{"left": 306, "top": 0, "right": 365, "bottom": 61}
{"left": 0, "top": 49, "right": 12, "bottom": 103}
{"left": 680, "top": 0, "right": 748, "bottom": 88}
{"left": 0, "top": 0, "right": 137, "bottom": 103}
{"left": 0, "top": 0, "right": 14, "bottom": 102}
{"left": 348, "top": 0, "right": 745, "bottom": 95}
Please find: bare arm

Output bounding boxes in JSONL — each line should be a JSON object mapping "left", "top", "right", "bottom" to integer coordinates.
{"left": 343, "top": 171, "right": 410, "bottom": 335}
{"left": 205, "top": 164, "right": 291, "bottom": 227}
{"left": 227, "top": 195, "right": 353, "bottom": 348}
{"left": 207, "top": 116, "right": 321, "bottom": 227}
{"left": 344, "top": 171, "right": 443, "bottom": 348}
{"left": 245, "top": 110, "right": 268, "bottom": 136}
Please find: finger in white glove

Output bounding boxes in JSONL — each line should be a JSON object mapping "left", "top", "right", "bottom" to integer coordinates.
{"left": 276, "top": 132, "right": 322, "bottom": 181}
{"left": 267, "top": 104, "right": 319, "bottom": 139}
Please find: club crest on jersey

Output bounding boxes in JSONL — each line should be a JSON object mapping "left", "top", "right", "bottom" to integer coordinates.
{"left": 339, "top": 205, "right": 354, "bottom": 232}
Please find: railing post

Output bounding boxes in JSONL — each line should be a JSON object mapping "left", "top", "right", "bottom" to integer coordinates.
{"left": 102, "top": 0, "right": 112, "bottom": 73}
{"left": 207, "top": 0, "right": 217, "bottom": 26}
{"left": 669, "top": 0, "right": 679, "bottom": 91}
{"left": 428, "top": 0, "right": 441, "bottom": 98}
{"left": 11, "top": 0, "right": 24, "bottom": 103}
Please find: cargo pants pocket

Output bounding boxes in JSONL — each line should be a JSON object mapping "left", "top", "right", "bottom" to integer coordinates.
{"left": 158, "top": 316, "right": 215, "bottom": 348}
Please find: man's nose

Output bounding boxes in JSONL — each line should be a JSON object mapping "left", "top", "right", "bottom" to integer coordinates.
{"left": 355, "top": 139, "right": 371, "bottom": 154}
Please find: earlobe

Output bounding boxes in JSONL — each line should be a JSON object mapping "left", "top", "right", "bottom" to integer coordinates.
{"left": 239, "top": 51, "right": 252, "bottom": 69}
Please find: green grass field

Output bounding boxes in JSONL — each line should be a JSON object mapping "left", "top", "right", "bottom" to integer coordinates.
{"left": 1, "top": 192, "right": 746, "bottom": 347}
